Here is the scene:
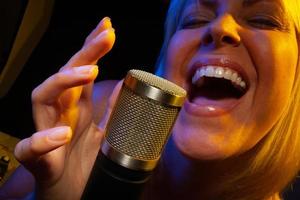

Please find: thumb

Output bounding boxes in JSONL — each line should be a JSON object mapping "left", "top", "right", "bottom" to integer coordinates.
{"left": 14, "top": 126, "right": 72, "bottom": 170}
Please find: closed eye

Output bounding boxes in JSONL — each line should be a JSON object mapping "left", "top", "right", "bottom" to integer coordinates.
{"left": 180, "top": 18, "right": 211, "bottom": 29}
{"left": 179, "top": 12, "right": 215, "bottom": 29}
{"left": 247, "top": 16, "right": 284, "bottom": 30}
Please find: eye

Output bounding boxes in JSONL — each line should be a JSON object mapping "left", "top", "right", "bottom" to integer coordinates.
{"left": 180, "top": 15, "right": 212, "bottom": 29}
{"left": 247, "top": 16, "right": 282, "bottom": 30}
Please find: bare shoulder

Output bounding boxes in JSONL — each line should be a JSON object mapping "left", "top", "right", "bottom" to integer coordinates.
{"left": 0, "top": 165, "right": 34, "bottom": 198}
{"left": 92, "top": 80, "right": 119, "bottom": 124}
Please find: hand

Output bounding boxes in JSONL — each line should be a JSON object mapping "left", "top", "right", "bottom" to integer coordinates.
{"left": 14, "top": 17, "right": 117, "bottom": 200}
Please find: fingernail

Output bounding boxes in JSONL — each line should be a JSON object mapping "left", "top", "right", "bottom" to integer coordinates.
{"left": 103, "top": 16, "right": 111, "bottom": 23}
{"left": 48, "top": 126, "right": 72, "bottom": 142}
{"left": 101, "top": 17, "right": 112, "bottom": 29}
{"left": 73, "top": 65, "right": 98, "bottom": 74}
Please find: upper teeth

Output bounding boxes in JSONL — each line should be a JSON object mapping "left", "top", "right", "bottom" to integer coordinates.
{"left": 192, "top": 66, "right": 247, "bottom": 89}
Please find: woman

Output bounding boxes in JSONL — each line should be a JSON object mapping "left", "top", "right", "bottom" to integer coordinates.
{"left": 1, "top": 0, "right": 300, "bottom": 199}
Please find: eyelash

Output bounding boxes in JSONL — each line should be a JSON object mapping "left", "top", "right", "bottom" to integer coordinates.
{"left": 247, "top": 16, "right": 282, "bottom": 30}
{"left": 180, "top": 15, "right": 284, "bottom": 31}
{"left": 180, "top": 16, "right": 212, "bottom": 29}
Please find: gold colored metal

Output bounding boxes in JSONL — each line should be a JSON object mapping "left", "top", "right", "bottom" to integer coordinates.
{"left": 101, "top": 140, "right": 158, "bottom": 171}
{"left": 101, "top": 70, "right": 186, "bottom": 172}
{"left": 124, "top": 70, "right": 186, "bottom": 107}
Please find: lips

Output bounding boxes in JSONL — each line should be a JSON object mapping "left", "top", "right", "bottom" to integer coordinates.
{"left": 184, "top": 58, "right": 250, "bottom": 117}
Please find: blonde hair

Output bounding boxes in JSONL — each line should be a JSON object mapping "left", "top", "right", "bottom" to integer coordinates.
{"left": 155, "top": 0, "right": 300, "bottom": 199}
{"left": 155, "top": 0, "right": 186, "bottom": 77}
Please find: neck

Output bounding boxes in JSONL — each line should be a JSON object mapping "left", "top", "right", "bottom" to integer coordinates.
{"left": 142, "top": 137, "right": 231, "bottom": 200}
{"left": 142, "top": 137, "right": 279, "bottom": 200}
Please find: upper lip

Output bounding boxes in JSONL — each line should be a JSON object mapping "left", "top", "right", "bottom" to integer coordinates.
{"left": 187, "top": 57, "right": 250, "bottom": 89}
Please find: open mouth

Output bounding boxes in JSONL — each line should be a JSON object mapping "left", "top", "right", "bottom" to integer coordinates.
{"left": 189, "top": 66, "right": 248, "bottom": 103}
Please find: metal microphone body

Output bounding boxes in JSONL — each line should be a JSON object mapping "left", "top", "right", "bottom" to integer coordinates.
{"left": 81, "top": 69, "right": 186, "bottom": 199}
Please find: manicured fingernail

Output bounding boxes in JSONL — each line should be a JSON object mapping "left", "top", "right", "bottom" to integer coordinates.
{"left": 73, "top": 65, "right": 98, "bottom": 74}
{"left": 48, "top": 126, "right": 72, "bottom": 142}
{"left": 103, "top": 16, "right": 111, "bottom": 23}
{"left": 100, "top": 17, "right": 112, "bottom": 29}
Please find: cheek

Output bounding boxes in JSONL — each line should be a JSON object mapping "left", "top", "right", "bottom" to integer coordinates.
{"left": 164, "top": 31, "right": 200, "bottom": 83}
{"left": 247, "top": 32, "right": 298, "bottom": 131}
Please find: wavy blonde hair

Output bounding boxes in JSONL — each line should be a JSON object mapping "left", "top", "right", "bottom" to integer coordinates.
{"left": 155, "top": 0, "right": 300, "bottom": 199}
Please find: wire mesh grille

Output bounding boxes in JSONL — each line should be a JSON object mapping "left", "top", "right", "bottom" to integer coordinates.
{"left": 129, "top": 69, "right": 186, "bottom": 97}
{"left": 106, "top": 86, "right": 179, "bottom": 160}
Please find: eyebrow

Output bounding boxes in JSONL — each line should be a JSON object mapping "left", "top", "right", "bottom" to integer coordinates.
{"left": 198, "top": 0, "right": 217, "bottom": 9}
{"left": 243, "top": 0, "right": 264, "bottom": 6}
{"left": 198, "top": 0, "right": 284, "bottom": 10}
{"left": 242, "top": 0, "right": 284, "bottom": 10}
{"left": 196, "top": 0, "right": 287, "bottom": 18}
{"left": 243, "top": 0, "right": 291, "bottom": 32}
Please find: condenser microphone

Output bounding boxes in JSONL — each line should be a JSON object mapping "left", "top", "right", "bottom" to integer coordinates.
{"left": 81, "top": 69, "right": 186, "bottom": 199}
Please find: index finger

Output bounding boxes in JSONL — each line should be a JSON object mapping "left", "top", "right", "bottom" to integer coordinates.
{"left": 63, "top": 20, "right": 115, "bottom": 69}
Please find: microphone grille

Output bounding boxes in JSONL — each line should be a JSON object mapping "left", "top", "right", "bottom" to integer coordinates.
{"left": 106, "top": 86, "right": 179, "bottom": 160}
{"left": 102, "top": 69, "right": 186, "bottom": 171}
{"left": 128, "top": 69, "right": 186, "bottom": 97}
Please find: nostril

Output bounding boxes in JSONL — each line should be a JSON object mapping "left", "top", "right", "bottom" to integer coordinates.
{"left": 202, "top": 34, "right": 213, "bottom": 45}
{"left": 222, "top": 36, "right": 239, "bottom": 46}
{"left": 202, "top": 34, "right": 240, "bottom": 47}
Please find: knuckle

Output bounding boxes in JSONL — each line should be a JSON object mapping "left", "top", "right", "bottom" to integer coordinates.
{"left": 31, "top": 85, "right": 42, "bottom": 103}
{"left": 29, "top": 134, "right": 42, "bottom": 155}
{"left": 14, "top": 142, "right": 22, "bottom": 161}
{"left": 51, "top": 72, "right": 65, "bottom": 83}
{"left": 84, "top": 36, "right": 91, "bottom": 46}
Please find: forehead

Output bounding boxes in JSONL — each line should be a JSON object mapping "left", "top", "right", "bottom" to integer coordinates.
{"left": 184, "top": 0, "right": 287, "bottom": 9}
{"left": 181, "top": 0, "right": 293, "bottom": 19}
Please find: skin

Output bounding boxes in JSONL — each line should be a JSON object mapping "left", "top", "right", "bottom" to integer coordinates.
{"left": 163, "top": 0, "right": 298, "bottom": 160}
{"left": 0, "top": 0, "right": 298, "bottom": 199}
{"left": 145, "top": 0, "right": 298, "bottom": 199}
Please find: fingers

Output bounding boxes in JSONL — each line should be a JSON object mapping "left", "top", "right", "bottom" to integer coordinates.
{"left": 32, "top": 16, "right": 115, "bottom": 110}
{"left": 14, "top": 126, "right": 72, "bottom": 164}
{"left": 32, "top": 65, "right": 98, "bottom": 106}
{"left": 84, "top": 17, "right": 112, "bottom": 45}
{"left": 32, "top": 16, "right": 115, "bottom": 107}
{"left": 65, "top": 17, "right": 116, "bottom": 67}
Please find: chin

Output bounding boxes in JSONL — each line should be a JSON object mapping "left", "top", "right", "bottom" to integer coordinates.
{"left": 171, "top": 112, "right": 258, "bottom": 162}
{"left": 171, "top": 124, "right": 233, "bottom": 161}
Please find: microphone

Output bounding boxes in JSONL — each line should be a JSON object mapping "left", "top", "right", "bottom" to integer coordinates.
{"left": 81, "top": 69, "right": 186, "bottom": 199}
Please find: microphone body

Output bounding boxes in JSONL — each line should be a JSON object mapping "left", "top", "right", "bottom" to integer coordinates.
{"left": 81, "top": 69, "right": 186, "bottom": 199}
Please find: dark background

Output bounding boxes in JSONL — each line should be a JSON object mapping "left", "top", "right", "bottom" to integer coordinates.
{"left": 0, "top": 0, "right": 169, "bottom": 139}
{"left": 0, "top": 1, "right": 298, "bottom": 199}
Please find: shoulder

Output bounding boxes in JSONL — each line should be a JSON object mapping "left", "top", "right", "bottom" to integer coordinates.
{"left": 92, "top": 80, "right": 119, "bottom": 124}
{"left": 93, "top": 80, "right": 119, "bottom": 96}
{"left": 0, "top": 165, "right": 35, "bottom": 198}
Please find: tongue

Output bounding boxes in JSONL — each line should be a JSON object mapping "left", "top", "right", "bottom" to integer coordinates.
{"left": 191, "top": 96, "right": 239, "bottom": 107}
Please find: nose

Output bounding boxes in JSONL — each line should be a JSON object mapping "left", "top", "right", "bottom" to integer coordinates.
{"left": 202, "top": 14, "right": 241, "bottom": 47}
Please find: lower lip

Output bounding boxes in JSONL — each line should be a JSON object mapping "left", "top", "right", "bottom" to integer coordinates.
{"left": 183, "top": 96, "right": 243, "bottom": 117}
